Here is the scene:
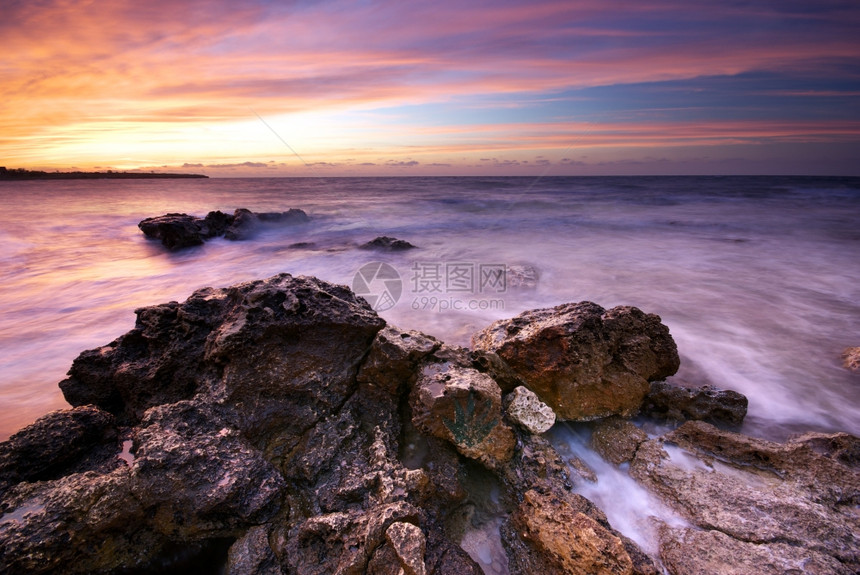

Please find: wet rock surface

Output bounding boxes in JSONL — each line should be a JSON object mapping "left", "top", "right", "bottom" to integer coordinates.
{"left": 629, "top": 420, "right": 860, "bottom": 574}
{"left": 472, "top": 301, "right": 680, "bottom": 420}
{"left": 1, "top": 276, "right": 855, "bottom": 574}
{"left": 590, "top": 417, "right": 648, "bottom": 465}
{"left": 640, "top": 380, "right": 748, "bottom": 426}
{"left": 139, "top": 208, "right": 309, "bottom": 249}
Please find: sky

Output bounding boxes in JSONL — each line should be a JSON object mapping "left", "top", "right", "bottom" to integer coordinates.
{"left": 2, "top": 0, "right": 859, "bottom": 176}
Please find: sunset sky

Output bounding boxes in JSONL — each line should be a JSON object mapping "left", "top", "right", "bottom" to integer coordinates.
{"left": 2, "top": 0, "right": 859, "bottom": 176}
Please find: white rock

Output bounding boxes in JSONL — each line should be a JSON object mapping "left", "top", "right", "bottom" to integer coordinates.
{"left": 506, "top": 386, "right": 556, "bottom": 434}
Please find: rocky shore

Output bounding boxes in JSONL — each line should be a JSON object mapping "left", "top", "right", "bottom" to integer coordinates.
{"left": 1, "top": 274, "right": 857, "bottom": 574}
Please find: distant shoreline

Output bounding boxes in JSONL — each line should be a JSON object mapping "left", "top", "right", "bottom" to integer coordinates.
{"left": 0, "top": 168, "right": 208, "bottom": 180}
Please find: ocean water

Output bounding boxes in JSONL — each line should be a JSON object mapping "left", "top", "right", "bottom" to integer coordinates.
{"left": 2, "top": 176, "right": 859, "bottom": 441}
{"left": 2, "top": 175, "right": 858, "bottom": 569}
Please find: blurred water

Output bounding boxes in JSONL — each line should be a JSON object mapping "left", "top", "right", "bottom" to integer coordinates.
{"left": 1, "top": 176, "right": 859, "bottom": 444}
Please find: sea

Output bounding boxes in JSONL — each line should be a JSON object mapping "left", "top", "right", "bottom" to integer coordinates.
{"left": 1, "top": 175, "right": 858, "bottom": 566}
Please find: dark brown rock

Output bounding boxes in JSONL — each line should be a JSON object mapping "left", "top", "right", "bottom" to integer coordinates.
{"left": 0, "top": 406, "right": 120, "bottom": 498}
{"left": 131, "top": 400, "right": 286, "bottom": 539}
{"left": 357, "top": 326, "right": 441, "bottom": 395}
{"left": 640, "top": 380, "right": 748, "bottom": 426}
{"left": 360, "top": 236, "right": 417, "bottom": 250}
{"left": 138, "top": 212, "right": 206, "bottom": 249}
{"left": 472, "top": 302, "right": 679, "bottom": 421}
{"left": 227, "top": 526, "right": 281, "bottom": 575}
{"left": 139, "top": 208, "right": 309, "bottom": 249}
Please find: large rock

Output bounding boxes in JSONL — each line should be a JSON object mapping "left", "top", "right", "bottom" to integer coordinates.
{"left": 629, "top": 421, "right": 860, "bottom": 573}
{"left": 131, "top": 400, "right": 286, "bottom": 539}
{"left": 60, "top": 274, "right": 384, "bottom": 436}
{"left": 639, "top": 380, "right": 747, "bottom": 426}
{"left": 360, "top": 236, "right": 417, "bottom": 250}
{"left": 0, "top": 406, "right": 119, "bottom": 498}
{"left": 138, "top": 212, "right": 207, "bottom": 249}
{"left": 0, "top": 467, "right": 160, "bottom": 574}
{"left": 472, "top": 302, "right": 679, "bottom": 421}
{"left": 410, "top": 354, "right": 516, "bottom": 469}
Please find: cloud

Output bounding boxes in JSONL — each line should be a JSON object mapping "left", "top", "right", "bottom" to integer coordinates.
{"left": 205, "top": 161, "right": 270, "bottom": 169}
{"left": 2, "top": 0, "right": 859, "bottom": 174}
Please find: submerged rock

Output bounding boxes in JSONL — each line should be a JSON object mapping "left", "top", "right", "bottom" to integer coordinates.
{"left": 360, "top": 236, "right": 418, "bottom": 250}
{"left": 139, "top": 208, "right": 309, "bottom": 249}
{"left": 629, "top": 421, "right": 860, "bottom": 573}
{"left": 472, "top": 302, "right": 680, "bottom": 420}
{"left": 640, "top": 380, "right": 748, "bottom": 426}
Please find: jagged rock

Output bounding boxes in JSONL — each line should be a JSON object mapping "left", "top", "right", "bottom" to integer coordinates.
{"left": 505, "top": 386, "right": 556, "bottom": 434}
{"left": 0, "top": 467, "right": 158, "bottom": 574}
{"left": 497, "top": 433, "right": 660, "bottom": 575}
{"left": 281, "top": 502, "right": 422, "bottom": 574}
{"left": 360, "top": 236, "right": 418, "bottom": 250}
{"left": 472, "top": 302, "right": 679, "bottom": 421}
{"left": 640, "top": 380, "right": 748, "bottom": 426}
{"left": 629, "top": 421, "right": 860, "bottom": 572}
{"left": 469, "top": 350, "right": 525, "bottom": 394}
{"left": 590, "top": 417, "right": 648, "bottom": 465}
{"left": 60, "top": 274, "right": 384, "bottom": 437}
{"left": 227, "top": 526, "right": 281, "bottom": 575}
{"left": 506, "top": 489, "right": 633, "bottom": 575}
{"left": 386, "top": 521, "right": 427, "bottom": 575}
{"left": 131, "top": 400, "right": 286, "bottom": 539}
{"left": 843, "top": 346, "right": 860, "bottom": 371}
{"left": 0, "top": 406, "right": 120, "bottom": 498}
{"left": 357, "top": 326, "right": 441, "bottom": 395}
{"left": 410, "top": 357, "right": 516, "bottom": 469}
{"left": 139, "top": 208, "right": 309, "bottom": 249}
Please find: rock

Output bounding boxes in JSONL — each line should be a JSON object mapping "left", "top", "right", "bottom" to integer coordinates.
{"left": 138, "top": 212, "right": 206, "bottom": 249}
{"left": 505, "top": 264, "right": 539, "bottom": 289}
{"left": 843, "top": 346, "right": 860, "bottom": 370}
{"left": 60, "top": 274, "right": 384, "bottom": 437}
{"left": 590, "top": 417, "right": 648, "bottom": 465}
{"left": 0, "top": 467, "right": 159, "bottom": 574}
{"left": 357, "top": 326, "right": 441, "bottom": 395}
{"left": 386, "top": 521, "right": 427, "bottom": 575}
{"left": 410, "top": 358, "right": 516, "bottom": 469}
{"left": 360, "top": 236, "right": 418, "bottom": 250}
{"left": 472, "top": 302, "right": 680, "bottom": 421}
{"left": 640, "top": 380, "right": 747, "bottom": 426}
{"left": 131, "top": 400, "right": 286, "bottom": 539}
{"left": 469, "top": 350, "right": 525, "bottom": 394}
{"left": 629, "top": 421, "right": 860, "bottom": 572}
{"left": 658, "top": 525, "right": 853, "bottom": 575}
{"left": 505, "top": 386, "right": 556, "bottom": 434}
{"left": 139, "top": 208, "right": 309, "bottom": 249}
{"left": 506, "top": 489, "right": 634, "bottom": 575}
{"left": 281, "top": 502, "right": 422, "bottom": 575}
{"left": 227, "top": 526, "right": 281, "bottom": 575}
{"left": 0, "top": 406, "right": 120, "bottom": 498}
